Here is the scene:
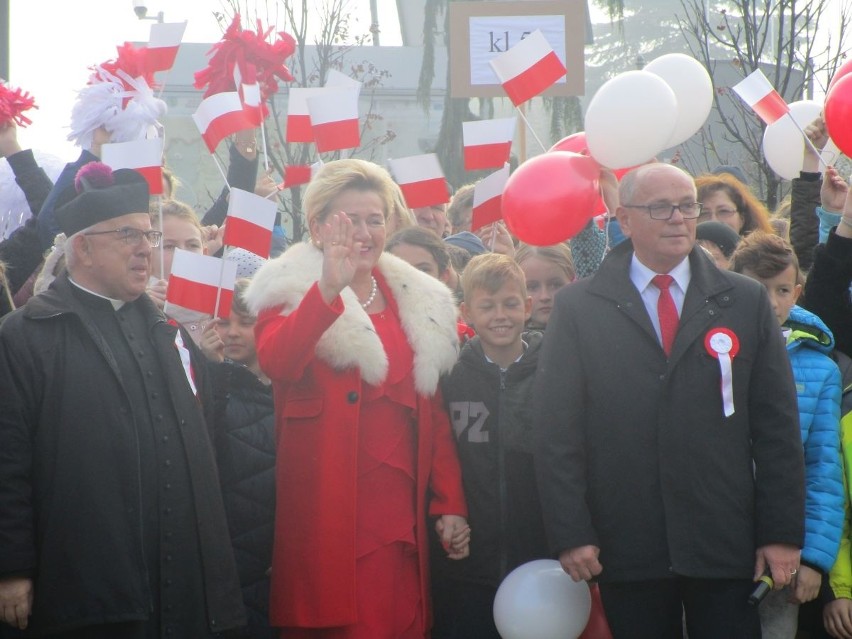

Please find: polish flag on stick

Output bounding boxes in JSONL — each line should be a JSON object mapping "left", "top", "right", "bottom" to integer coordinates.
{"left": 471, "top": 164, "right": 510, "bottom": 232}
{"left": 235, "top": 64, "right": 265, "bottom": 127}
{"left": 167, "top": 249, "right": 237, "bottom": 319}
{"left": 286, "top": 88, "right": 327, "bottom": 143}
{"left": 388, "top": 154, "right": 450, "bottom": 209}
{"left": 101, "top": 138, "right": 164, "bottom": 195}
{"left": 223, "top": 188, "right": 278, "bottom": 258}
{"left": 463, "top": 117, "right": 516, "bottom": 171}
{"left": 145, "top": 21, "right": 187, "bottom": 73}
{"left": 280, "top": 160, "right": 323, "bottom": 189}
{"left": 307, "top": 88, "right": 360, "bottom": 153}
{"left": 193, "top": 92, "right": 253, "bottom": 153}
{"left": 489, "top": 30, "right": 567, "bottom": 106}
{"left": 731, "top": 69, "right": 790, "bottom": 125}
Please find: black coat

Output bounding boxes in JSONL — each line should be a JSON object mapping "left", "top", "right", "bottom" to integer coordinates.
{"left": 534, "top": 241, "right": 805, "bottom": 583}
{"left": 789, "top": 173, "right": 821, "bottom": 273}
{"left": 435, "top": 333, "right": 548, "bottom": 587}
{"left": 801, "top": 229, "right": 852, "bottom": 360}
{"left": 0, "top": 149, "right": 55, "bottom": 311}
{"left": 0, "top": 274, "right": 245, "bottom": 635}
{"left": 210, "top": 362, "right": 276, "bottom": 639}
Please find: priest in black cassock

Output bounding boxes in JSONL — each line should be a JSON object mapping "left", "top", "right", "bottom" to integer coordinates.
{"left": 0, "top": 163, "right": 245, "bottom": 638}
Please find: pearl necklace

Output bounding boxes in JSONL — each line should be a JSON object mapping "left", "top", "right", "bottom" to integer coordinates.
{"left": 359, "top": 276, "right": 378, "bottom": 309}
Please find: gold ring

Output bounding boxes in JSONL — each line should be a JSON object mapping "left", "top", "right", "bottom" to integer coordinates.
{"left": 790, "top": 569, "right": 798, "bottom": 575}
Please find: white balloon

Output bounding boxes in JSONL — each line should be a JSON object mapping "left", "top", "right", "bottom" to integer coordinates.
{"left": 762, "top": 100, "right": 834, "bottom": 180}
{"left": 644, "top": 53, "right": 714, "bottom": 147}
{"left": 585, "top": 70, "right": 678, "bottom": 169}
{"left": 493, "top": 559, "right": 591, "bottom": 639}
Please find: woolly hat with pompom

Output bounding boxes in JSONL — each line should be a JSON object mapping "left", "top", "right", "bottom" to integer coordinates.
{"left": 55, "top": 162, "right": 150, "bottom": 236}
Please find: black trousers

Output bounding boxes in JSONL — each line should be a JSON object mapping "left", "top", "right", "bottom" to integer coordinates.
{"left": 431, "top": 578, "right": 500, "bottom": 639}
{"left": 598, "top": 577, "right": 761, "bottom": 639}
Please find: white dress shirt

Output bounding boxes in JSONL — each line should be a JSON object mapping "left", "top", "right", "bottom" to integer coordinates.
{"left": 629, "top": 255, "right": 691, "bottom": 345}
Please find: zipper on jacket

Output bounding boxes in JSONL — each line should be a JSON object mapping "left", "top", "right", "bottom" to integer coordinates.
{"left": 497, "top": 367, "right": 509, "bottom": 578}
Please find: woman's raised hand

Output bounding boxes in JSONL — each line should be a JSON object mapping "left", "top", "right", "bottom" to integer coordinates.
{"left": 317, "top": 213, "right": 362, "bottom": 304}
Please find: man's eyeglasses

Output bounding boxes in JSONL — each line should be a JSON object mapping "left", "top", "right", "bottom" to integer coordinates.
{"left": 83, "top": 227, "right": 163, "bottom": 247}
{"left": 622, "top": 202, "right": 703, "bottom": 220}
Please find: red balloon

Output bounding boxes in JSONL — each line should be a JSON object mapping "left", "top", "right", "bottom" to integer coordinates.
{"left": 550, "top": 133, "right": 607, "bottom": 215}
{"left": 502, "top": 151, "right": 600, "bottom": 245}
{"left": 825, "top": 74, "right": 852, "bottom": 158}
{"left": 829, "top": 59, "right": 852, "bottom": 93}
{"left": 550, "top": 131, "right": 594, "bottom": 158}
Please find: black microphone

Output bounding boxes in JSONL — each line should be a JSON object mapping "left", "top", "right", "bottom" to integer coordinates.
{"left": 748, "top": 569, "right": 774, "bottom": 606}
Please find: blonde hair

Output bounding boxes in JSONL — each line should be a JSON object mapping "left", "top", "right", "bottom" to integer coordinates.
{"left": 151, "top": 199, "right": 203, "bottom": 236}
{"left": 515, "top": 243, "right": 576, "bottom": 282}
{"left": 303, "top": 159, "right": 397, "bottom": 229}
{"left": 462, "top": 253, "right": 527, "bottom": 304}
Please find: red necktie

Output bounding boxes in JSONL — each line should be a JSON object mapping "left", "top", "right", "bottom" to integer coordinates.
{"left": 652, "top": 274, "right": 678, "bottom": 356}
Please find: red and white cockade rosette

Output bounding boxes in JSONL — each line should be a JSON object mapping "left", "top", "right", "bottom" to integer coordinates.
{"left": 705, "top": 328, "right": 740, "bottom": 417}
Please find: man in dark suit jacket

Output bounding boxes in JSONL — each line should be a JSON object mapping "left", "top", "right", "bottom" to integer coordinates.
{"left": 534, "top": 163, "right": 805, "bottom": 639}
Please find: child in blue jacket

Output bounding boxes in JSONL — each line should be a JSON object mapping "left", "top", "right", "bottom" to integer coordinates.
{"left": 731, "top": 232, "right": 843, "bottom": 638}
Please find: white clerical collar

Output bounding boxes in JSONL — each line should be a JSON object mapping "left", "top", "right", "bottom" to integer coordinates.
{"left": 68, "top": 277, "right": 126, "bottom": 310}
{"left": 630, "top": 254, "right": 691, "bottom": 295}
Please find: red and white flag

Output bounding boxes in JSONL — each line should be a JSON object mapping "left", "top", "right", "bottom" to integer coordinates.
{"left": 307, "top": 88, "right": 360, "bottom": 153}
{"left": 286, "top": 87, "right": 327, "bottom": 143}
{"left": 326, "top": 69, "right": 362, "bottom": 92}
{"left": 223, "top": 188, "right": 278, "bottom": 258}
{"left": 732, "top": 69, "right": 790, "bottom": 125}
{"left": 235, "top": 64, "right": 265, "bottom": 126}
{"left": 489, "top": 30, "right": 567, "bottom": 106}
{"left": 280, "top": 160, "right": 323, "bottom": 189}
{"left": 145, "top": 21, "right": 187, "bottom": 73}
{"left": 167, "top": 249, "right": 237, "bottom": 319}
{"left": 193, "top": 91, "right": 253, "bottom": 153}
{"left": 463, "top": 117, "right": 516, "bottom": 171}
{"left": 471, "top": 164, "right": 510, "bottom": 232}
{"left": 101, "top": 138, "right": 164, "bottom": 195}
{"left": 388, "top": 154, "right": 449, "bottom": 209}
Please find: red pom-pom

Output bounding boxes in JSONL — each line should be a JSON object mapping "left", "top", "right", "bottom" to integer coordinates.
{"left": 97, "top": 42, "right": 157, "bottom": 90}
{"left": 0, "top": 83, "right": 37, "bottom": 127}
{"left": 194, "top": 13, "right": 296, "bottom": 102}
{"left": 75, "top": 162, "right": 115, "bottom": 193}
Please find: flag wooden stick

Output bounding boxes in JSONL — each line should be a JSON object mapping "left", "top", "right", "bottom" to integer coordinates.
{"left": 785, "top": 113, "right": 829, "bottom": 170}
{"left": 516, "top": 102, "right": 547, "bottom": 155}
{"left": 212, "top": 154, "right": 232, "bottom": 191}
{"left": 260, "top": 118, "right": 270, "bottom": 172}
{"left": 213, "top": 256, "right": 226, "bottom": 320}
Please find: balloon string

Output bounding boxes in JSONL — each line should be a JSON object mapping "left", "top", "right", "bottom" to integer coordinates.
{"left": 515, "top": 105, "right": 548, "bottom": 154}
{"left": 786, "top": 112, "right": 829, "bottom": 170}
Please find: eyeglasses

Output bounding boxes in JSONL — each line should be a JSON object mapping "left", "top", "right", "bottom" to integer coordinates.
{"left": 698, "top": 208, "right": 739, "bottom": 220}
{"left": 83, "top": 227, "right": 163, "bottom": 247}
{"left": 622, "top": 202, "right": 703, "bottom": 220}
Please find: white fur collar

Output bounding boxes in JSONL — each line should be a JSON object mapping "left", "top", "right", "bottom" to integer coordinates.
{"left": 245, "top": 241, "right": 459, "bottom": 396}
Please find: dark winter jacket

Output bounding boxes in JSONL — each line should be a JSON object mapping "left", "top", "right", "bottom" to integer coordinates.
{"left": 0, "top": 274, "right": 246, "bottom": 635}
{"left": 210, "top": 362, "right": 276, "bottom": 639}
{"left": 435, "top": 332, "right": 548, "bottom": 587}
{"left": 801, "top": 228, "right": 852, "bottom": 359}
{"left": 201, "top": 143, "right": 260, "bottom": 228}
{"left": 789, "top": 172, "right": 821, "bottom": 273}
{"left": 0, "top": 149, "right": 55, "bottom": 307}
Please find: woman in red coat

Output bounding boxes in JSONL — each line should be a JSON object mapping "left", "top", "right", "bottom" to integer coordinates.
{"left": 245, "top": 159, "right": 469, "bottom": 638}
